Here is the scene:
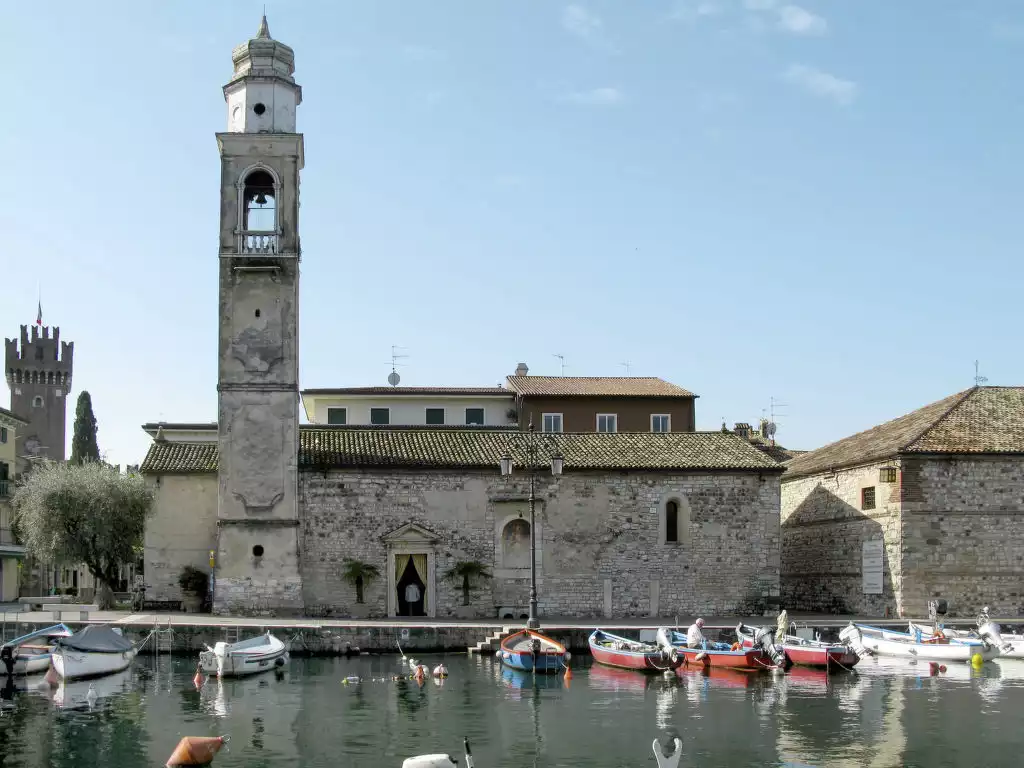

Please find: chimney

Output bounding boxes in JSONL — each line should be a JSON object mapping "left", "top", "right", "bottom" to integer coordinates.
{"left": 514, "top": 362, "right": 529, "bottom": 377}
{"left": 758, "top": 418, "right": 770, "bottom": 436}
{"left": 733, "top": 422, "right": 751, "bottom": 439}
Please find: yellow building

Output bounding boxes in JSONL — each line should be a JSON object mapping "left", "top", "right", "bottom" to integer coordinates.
{"left": 0, "top": 406, "right": 29, "bottom": 602}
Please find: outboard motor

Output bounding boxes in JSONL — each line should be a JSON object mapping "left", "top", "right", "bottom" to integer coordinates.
{"left": 839, "top": 624, "right": 871, "bottom": 658}
{"left": 653, "top": 629, "right": 680, "bottom": 665}
{"left": 0, "top": 645, "right": 14, "bottom": 677}
{"left": 928, "top": 599, "right": 948, "bottom": 625}
{"left": 737, "top": 623, "right": 788, "bottom": 667}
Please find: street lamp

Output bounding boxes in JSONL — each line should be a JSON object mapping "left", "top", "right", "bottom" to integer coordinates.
{"left": 499, "top": 421, "right": 564, "bottom": 630}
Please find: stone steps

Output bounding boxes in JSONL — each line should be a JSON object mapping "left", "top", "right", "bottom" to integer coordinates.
{"left": 468, "top": 626, "right": 516, "bottom": 655}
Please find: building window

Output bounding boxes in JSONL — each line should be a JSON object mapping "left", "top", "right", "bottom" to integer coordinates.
{"left": 327, "top": 407, "right": 347, "bottom": 425}
{"left": 465, "top": 408, "right": 485, "bottom": 425}
{"left": 666, "top": 500, "right": 679, "bottom": 543}
{"left": 0, "top": 427, "right": 6, "bottom": 444}
{"left": 370, "top": 408, "right": 390, "bottom": 425}
{"left": 542, "top": 413, "right": 563, "bottom": 433}
{"left": 861, "top": 486, "right": 876, "bottom": 511}
{"left": 597, "top": 414, "right": 617, "bottom": 433}
{"left": 651, "top": 415, "right": 670, "bottom": 433}
{"left": 425, "top": 408, "right": 445, "bottom": 425}
{"left": 32, "top": 396, "right": 43, "bottom": 408}
{"left": 242, "top": 169, "right": 276, "bottom": 232}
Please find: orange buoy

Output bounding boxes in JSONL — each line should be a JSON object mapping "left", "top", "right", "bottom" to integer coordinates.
{"left": 166, "top": 736, "right": 226, "bottom": 767}
{"left": 193, "top": 668, "right": 204, "bottom": 689}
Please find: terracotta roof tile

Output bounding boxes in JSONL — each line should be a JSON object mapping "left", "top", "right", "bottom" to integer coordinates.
{"left": 783, "top": 387, "right": 1024, "bottom": 479}
{"left": 301, "top": 387, "right": 511, "bottom": 396}
{"left": 506, "top": 376, "right": 695, "bottom": 398}
{"left": 140, "top": 428, "right": 781, "bottom": 474}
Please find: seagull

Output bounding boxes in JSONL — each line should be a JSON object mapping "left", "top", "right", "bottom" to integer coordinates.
{"left": 86, "top": 683, "right": 98, "bottom": 709}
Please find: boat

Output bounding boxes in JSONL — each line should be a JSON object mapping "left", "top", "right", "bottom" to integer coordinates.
{"left": 199, "top": 631, "right": 289, "bottom": 677}
{"left": 662, "top": 628, "right": 776, "bottom": 670}
{"left": 497, "top": 629, "right": 569, "bottom": 673}
{"left": 50, "top": 625, "right": 138, "bottom": 681}
{"left": 0, "top": 624, "right": 73, "bottom": 676}
{"left": 909, "top": 606, "right": 1024, "bottom": 660}
{"left": 736, "top": 623, "right": 858, "bottom": 671}
{"left": 588, "top": 629, "right": 682, "bottom": 673}
{"left": 839, "top": 623, "right": 1000, "bottom": 663}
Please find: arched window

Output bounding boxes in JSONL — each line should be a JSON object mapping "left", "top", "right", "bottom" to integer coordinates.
{"left": 501, "top": 518, "right": 531, "bottom": 569}
{"left": 32, "top": 395, "right": 43, "bottom": 408}
{"left": 242, "top": 169, "right": 276, "bottom": 232}
{"left": 666, "top": 501, "right": 679, "bottom": 543}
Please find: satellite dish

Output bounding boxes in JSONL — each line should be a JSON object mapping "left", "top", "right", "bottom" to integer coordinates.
{"left": 766, "top": 422, "right": 777, "bottom": 438}
{"left": 387, "top": 371, "right": 401, "bottom": 387}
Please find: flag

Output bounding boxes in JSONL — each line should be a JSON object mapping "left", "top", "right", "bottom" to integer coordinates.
{"left": 36, "top": 300, "right": 42, "bottom": 326}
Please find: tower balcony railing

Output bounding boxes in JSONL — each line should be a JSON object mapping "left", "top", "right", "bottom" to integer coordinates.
{"left": 237, "top": 231, "right": 280, "bottom": 255}
{"left": 0, "top": 481, "right": 9, "bottom": 498}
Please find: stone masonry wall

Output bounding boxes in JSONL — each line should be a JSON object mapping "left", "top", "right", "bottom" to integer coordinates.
{"left": 144, "top": 474, "right": 218, "bottom": 603}
{"left": 300, "top": 468, "right": 781, "bottom": 619}
{"left": 781, "top": 462, "right": 901, "bottom": 616}
{"left": 900, "top": 455, "right": 1024, "bottom": 617}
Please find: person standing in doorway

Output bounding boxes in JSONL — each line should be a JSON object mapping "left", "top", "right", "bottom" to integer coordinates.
{"left": 405, "top": 582, "right": 421, "bottom": 616}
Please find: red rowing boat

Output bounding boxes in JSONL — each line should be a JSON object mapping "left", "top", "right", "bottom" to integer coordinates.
{"left": 736, "top": 625, "right": 858, "bottom": 670}
{"left": 588, "top": 630, "right": 682, "bottom": 673}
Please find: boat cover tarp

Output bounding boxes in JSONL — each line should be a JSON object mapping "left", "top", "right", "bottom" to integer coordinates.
{"left": 55, "top": 626, "right": 134, "bottom": 653}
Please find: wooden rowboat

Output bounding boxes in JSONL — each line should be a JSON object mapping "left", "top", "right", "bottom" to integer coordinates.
{"left": 588, "top": 629, "right": 682, "bottom": 673}
{"left": 0, "top": 623, "right": 73, "bottom": 676}
{"left": 840, "top": 623, "right": 1000, "bottom": 663}
{"left": 736, "top": 625, "right": 859, "bottom": 671}
{"left": 497, "top": 629, "right": 568, "bottom": 674}
{"left": 664, "top": 629, "right": 773, "bottom": 670}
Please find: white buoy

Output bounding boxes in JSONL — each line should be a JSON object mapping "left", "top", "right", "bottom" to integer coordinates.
{"left": 432, "top": 664, "right": 448, "bottom": 678}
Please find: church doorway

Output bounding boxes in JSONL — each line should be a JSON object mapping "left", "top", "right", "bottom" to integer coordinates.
{"left": 395, "top": 554, "right": 427, "bottom": 617}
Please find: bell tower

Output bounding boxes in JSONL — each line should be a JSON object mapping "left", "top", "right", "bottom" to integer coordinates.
{"left": 214, "top": 15, "right": 304, "bottom": 615}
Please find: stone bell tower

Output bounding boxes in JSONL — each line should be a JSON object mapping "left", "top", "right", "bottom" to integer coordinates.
{"left": 214, "top": 15, "right": 304, "bottom": 614}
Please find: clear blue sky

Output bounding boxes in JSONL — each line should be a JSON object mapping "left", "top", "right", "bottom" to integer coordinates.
{"left": 3, "top": 1, "right": 1022, "bottom": 468}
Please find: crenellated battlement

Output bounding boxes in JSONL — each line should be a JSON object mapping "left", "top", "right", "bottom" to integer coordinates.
{"left": 5, "top": 325, "right": 74, "bottom": 387}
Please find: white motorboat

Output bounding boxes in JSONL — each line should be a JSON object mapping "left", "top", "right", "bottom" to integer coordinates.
{"left": 49, "top": 626, "right": 138, "bottom": 681}
{"left": 0, "top": 623, "right": 73, "bottom": 676}
{"left": 840, "top": 623, "right": 1000, "bottom": 663}
{"left": 910, "top": 606, "right": 1024, "bottom": 660}
{"left": 199, "top": 631, "right": 289, "bottom": 678}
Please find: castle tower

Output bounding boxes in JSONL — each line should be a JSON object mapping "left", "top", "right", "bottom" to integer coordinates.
{"left": 5, "top": 324, "right": 74, "bottom": 462}
{"left": 213, "top": 15, "right": 304, "bottom": 614}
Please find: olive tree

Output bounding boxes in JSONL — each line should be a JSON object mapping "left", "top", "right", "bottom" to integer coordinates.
{"left": 12, "top": 460, "right": 154, "bottom": 609}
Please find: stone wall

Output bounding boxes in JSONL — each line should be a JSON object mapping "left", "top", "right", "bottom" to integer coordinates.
{"left": 900, "top": 455, "right": 1024, "bottom": 617}
{"left": 781, "top": 462, "right": 901, "bottom": 616}
{"left": 300, "top": 468, "right": 781, "bottom": 619}
{"left": 144, "top": 474, "right": 218, "bottom": 603}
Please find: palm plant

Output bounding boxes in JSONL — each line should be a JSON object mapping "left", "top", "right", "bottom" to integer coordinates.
{"left": 341, "top": 559, "right": 380, "bottom": 604}
{"left": 444, "top": 560, "right": 492, "bottom": 606}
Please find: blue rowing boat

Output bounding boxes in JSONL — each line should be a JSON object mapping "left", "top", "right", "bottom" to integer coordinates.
{"left": 497, "top": 629, "right": 568, "bottom": 673}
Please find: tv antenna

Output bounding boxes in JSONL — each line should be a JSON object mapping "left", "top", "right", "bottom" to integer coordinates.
{"left": 388, "top": 345, "right": 409, "bottom": 387}
{"left": 553, "top": 354, "right": 566, "bottom": 376}
{"left": 974, "top": 360, "right": 988, "bottom": 386}
{"left": 620, "top": 361, "right": 632, "bottom": 375}
{"left": 765, "top": 396, "right": 789, "bottom": 446}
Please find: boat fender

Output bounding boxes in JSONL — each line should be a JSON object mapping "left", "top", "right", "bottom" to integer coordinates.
{"left": 432, "top": 664, "right": 448, "bottom": 678}
{"left": 274, "top": 657, "right": 285, "bottom": 668}
{"left": 166, "top": 735, "right": 228, "bottom": 767}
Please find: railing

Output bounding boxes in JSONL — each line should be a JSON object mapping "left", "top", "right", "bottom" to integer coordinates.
{"left": 0, "top": 481, "right": 8, "bottom": 497}
{"left": 238, "top": 231, "right": 279, "bottom": 255}
{"left": 0, "top": 527, "right": 23, "bottom": 547}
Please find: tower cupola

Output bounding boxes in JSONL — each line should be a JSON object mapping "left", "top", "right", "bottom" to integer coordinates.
{"left": 224, "top": 15, "right": 302, "bottom": 134}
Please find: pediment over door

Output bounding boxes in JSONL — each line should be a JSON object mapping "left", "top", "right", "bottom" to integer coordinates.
{"left": 381, "top": 522, "right": 442, "bottom": 546}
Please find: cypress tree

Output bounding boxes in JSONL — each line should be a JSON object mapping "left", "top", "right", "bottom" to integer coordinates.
{"left": 70, "top": 391, "right": 100, "bottom": 465}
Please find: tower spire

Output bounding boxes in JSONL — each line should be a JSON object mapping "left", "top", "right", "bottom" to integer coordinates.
{"left": 257, "top": 10, "right": 271, "bottom": 39}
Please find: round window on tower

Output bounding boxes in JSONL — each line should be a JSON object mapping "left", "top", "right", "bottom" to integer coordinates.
{"left": 253, "top": 103, "right": 266, "bottom": 116}
{"left": 252, "top": 545, "right": 264, "bottom": 558}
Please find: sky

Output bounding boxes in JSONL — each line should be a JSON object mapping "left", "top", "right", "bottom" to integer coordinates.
{"left": 2, "top": 1, "right": 1023, "bottom": 468}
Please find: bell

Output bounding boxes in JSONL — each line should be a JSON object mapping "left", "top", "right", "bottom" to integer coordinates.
{"left": 253, "top": 191, "right": 268, "bottom": 205}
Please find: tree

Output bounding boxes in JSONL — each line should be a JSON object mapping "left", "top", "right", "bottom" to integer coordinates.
{"left": 444, "top": 560, "right": 492, "bottom": 606}
{"left": 11, "top": 460, "right": 154, "bottom": 609}
{"left": 341, "top": 559, "right": 380, "bottom": 604}
{"left": 70, "top": 391, "right": 100, "bottom": 465}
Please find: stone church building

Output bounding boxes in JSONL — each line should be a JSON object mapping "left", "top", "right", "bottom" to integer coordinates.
{"left": 139, "top": 18, "right": 785, "bottom": 619}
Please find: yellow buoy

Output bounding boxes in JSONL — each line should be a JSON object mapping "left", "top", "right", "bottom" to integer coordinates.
{"left": 971, "top": 653, "right": 984, "bottom": 669}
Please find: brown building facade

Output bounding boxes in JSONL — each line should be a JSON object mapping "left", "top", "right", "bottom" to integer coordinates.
{"left": 506, "top": 372, "right": 697, "bottom": 433}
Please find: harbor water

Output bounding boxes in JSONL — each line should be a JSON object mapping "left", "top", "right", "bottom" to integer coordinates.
{"left": 0, "top": 653, "right": 1022, "bottom": 767}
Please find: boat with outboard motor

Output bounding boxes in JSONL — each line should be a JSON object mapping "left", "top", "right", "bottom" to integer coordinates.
{"left": 49, "top": 625, "right": 138, "bottom": 681}
{"left": 199, "top": 631, "right": 289, "bottom": 678}
{"left": 839, "top": 622, "right": 1000, "bottom": 663}
{"left": 736, "top": 623, "right": 858, "bottom": 670}
{"left": 589, "top": 629, "right": 683, "bottom": 672}
{"left": 497, "top": 628, "right": 569, "bottom": 673}
{"left": 910, "top": 606, "right": 1024, "bottom": 660}
{"left": 0, "top": 624, "right": 73, "bottom": 676}
{"left": 663, "top": 626, "right": 780, "bottom": 670}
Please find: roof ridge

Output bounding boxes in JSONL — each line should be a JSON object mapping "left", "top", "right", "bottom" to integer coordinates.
{"left": 899, "top": 386, "right": 978, "bottom": 452}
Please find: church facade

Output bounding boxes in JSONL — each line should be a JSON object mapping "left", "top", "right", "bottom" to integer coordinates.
{"left": 139, "top": 18, "right": 786, "bottom": 619}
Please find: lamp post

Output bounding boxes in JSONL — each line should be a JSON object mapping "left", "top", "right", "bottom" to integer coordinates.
{"left": 499, "top": 421, "right": 564, "bottom": 630}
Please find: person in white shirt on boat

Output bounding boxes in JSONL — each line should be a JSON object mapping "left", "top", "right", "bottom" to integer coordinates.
{"left": 686, "top": 618, "right": 706, "bottom": 648}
